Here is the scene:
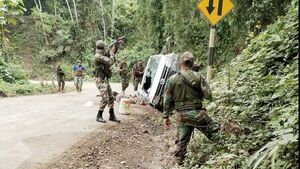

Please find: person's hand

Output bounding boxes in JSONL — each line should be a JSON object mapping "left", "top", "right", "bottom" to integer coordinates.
{"left": 163, "top": 117, "right": 171, "bottom": 128}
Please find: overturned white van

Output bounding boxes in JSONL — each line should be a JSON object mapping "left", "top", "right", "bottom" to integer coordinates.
{"left": 138, "top": 53, "right": 179, "bottom": 111}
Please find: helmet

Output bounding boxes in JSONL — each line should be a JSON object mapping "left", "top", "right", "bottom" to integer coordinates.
{"left": 96, "top": 40, "right": 106, "bottom": 49}
{"left": 180, "top": 52, "right": 194, "bottom": 65}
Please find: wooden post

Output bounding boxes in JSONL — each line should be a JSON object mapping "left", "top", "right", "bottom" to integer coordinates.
{"left": 207, "top": 25, "right": 216, "bottom": 82}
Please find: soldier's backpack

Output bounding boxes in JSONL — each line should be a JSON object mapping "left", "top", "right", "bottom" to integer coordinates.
{"left": 178, "top": 70, "right": 211, "bottom": 100}
{"left": 74, "top": 67, "right": 84, "bottom": 76}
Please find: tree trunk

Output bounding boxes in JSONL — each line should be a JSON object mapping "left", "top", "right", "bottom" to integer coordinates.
{"left": 54, "top": 0, "right": 57, "bottom": 16}
{"left": 65, "top": 0, "right": 74, "bottom": 24}
{"left": 38, "top": 0, "right": 42, "bottom": 11}
{"left": 99, "top": 0, "right": 107, "bottom": 42}
{"left": 72, "top": 0, "right": 79, "bottom": 24}
{"left": 33, "top": 0, "right": 49, "bottom": 45}
{"left": 111, "top": 0, "right": 115, "bottom": 37}
{"left": 1, "top": 25, "right": 6, "bottom": 60}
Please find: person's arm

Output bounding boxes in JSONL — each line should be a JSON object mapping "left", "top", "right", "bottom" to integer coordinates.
{"left": 95, "top": 53, "right": 114, "bottom": 66}
{"left": 73, "top": 65, "right": 76, "bottom": 77}
{"left": 163, "top": 76, "right": 175, "bottom": 128}
{"left": 200, "top": 74, "right": 212, "bottom": 100}
{"left": 82, "top": 66, "right": 86, "bottom": 76}
{"left": 63, "top": 71, "right": 66, "bottom": 79}
{"left": 108, "top": 45, "right": 117, "bottom": 64}
{"left": 59, "top": 68, "right": 65, "bottom": 78}
{"left": 118, "top": 63, "right": 123, "bottom": 72}
{"left": 139, "top": 65, "right": 145, "bottom": 76}
{"left": 139, "top": 70, "right": 144, "bottom": 76}
{"left": 132, "top": 64, "right": 136, "bottom": 77}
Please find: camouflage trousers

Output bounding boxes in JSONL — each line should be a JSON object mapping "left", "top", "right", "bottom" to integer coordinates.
{"left": 74, "top": 76, "right": 83, "bottom": 91}
{"left": 133, "top": 76, "right": 143, "bottom": 91}
{"left": 57, "top": 79, "right": 65, "bottom": 90}
{"left": 173, "top": 109, "right": 220, "bottom": 160}
{"left": 120, "top": 75, "right": 129, "bottom": 91}
{"left": 96, "top": 78, "right": 114, "bottom": 110}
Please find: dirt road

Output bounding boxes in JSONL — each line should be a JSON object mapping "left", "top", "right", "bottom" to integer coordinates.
{"left": 42, "top": 106, "right": 173, "bottom": 169}
{"left": 0, "top": 82, "right": 178, "bottom": 169}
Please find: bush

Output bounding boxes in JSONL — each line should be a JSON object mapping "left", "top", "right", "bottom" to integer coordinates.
{"left": 0, "top": 80, "right": 53, "bottom": 97}
{"left": 184, "top": 2, "right": 298, "bottom": 168}
{"left": 0, "top": 58, "right": 29, "bottom": 83}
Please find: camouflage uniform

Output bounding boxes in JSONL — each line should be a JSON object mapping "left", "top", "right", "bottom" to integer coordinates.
{"left": 94, "top": 40, "right": 120, "bottom": 123}
{"left": 56, "top": 65, "right": 65, "bottom": 92}
{"left": 73, "top": 61, "right": 85, "bottom": 93}
{"left": 163, "top": 52, "right": 219, "bottom": 162}
{"left": 118, "top": 60, "right": 129, "bottom": 94}
{"left": 132, "top": 61, "right": 144, "bottom": 92}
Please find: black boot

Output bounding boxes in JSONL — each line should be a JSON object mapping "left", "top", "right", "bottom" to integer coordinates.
{"left": 96, "top": 110, "right": 106, "bottom": 123}
{"left": 109, "top": 108, "right": 120, "bottom": 123}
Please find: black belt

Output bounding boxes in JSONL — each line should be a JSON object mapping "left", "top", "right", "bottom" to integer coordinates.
{"left": 176, "top": 106, "right": 202, "bottom": 112}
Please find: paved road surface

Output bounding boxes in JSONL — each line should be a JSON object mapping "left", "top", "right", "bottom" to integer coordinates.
{"left": 0, "top": 82, "right": 134, "bottom": 169}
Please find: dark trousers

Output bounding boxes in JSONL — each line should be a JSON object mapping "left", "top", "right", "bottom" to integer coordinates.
{"left": 174, "top": 113, "right": 219, "bottom": 159}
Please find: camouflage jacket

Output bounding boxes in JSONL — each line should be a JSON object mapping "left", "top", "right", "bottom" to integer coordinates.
{"left": 56, "top": 67, "right": 65, "bottom": 77}
{"left": 94, "top": 49, "right": 115, "bottom": 79}
{"left": 133, "top": 62, "right": 144, "bottom": 77}
{"left": 163, "top": 69, "right": 212, "bottom": 117}
{"left": 56, "top": 67, "right": 65, "bottom": 81}
{"left": 118, "top": 61, "right": 128, "bottom": 76}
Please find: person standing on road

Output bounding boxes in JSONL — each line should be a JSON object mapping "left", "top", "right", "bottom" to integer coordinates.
{"left": 118, "top": 57, "right": 129, "bottom": 95}
{"left": 73, "top": 60, "right": 85, "bottom": 93}
{"left": 132, "top": 60, "right": 144, "bottom": 95}
{"left": 163, "top": 52, "right": 220, "bottom": 164}
{"left": 56, "top": 64, "right": 65, "bottom": 92}
{"left": 94, "top": 38, "right": 124, "bottom": 123}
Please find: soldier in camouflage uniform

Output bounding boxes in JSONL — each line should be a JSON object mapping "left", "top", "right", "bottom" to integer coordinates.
{"left": 132, "top": 60, "right": 144, "bottom": 94}
{"left": 56, "top": 64, "right": 65, "bottom": 92}
{"left": 73, "top": 60, "right": 85, "bottom": 93}
{"left": 163, "top": 52, "right": 219, "bottom": 164}
{"left": 94, "top": 39, "right": 123, "bottom": 123}
{"left": 118, "top": 58, "right": 129, "bottom": 95}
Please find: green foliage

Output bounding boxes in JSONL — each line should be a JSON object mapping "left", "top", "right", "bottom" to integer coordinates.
{"left": 117, "top": 42, "right": 155, "bottom": 66}
{"left": 25, "top": 0, "right": 139, "bottom": 79}
{"left": 31, "top": 8, "right": 73, "bottom": 61}
{"left": 184, "top": 2, "right": 298, "bottom": 168}
{"left": 0, "top": 0, "right": 26, "bottom": 62}
{"left": 108, "top": 42, "right": 155, "bottom": 82}
{"left": 0, "top": 80, "right": 53, "bottom": 96}
{"left": 132, "top": 0, "right": 293, "bottom": 68}
{"left": 0, "top": 57, "right": 28, "bottom": 83}
{"left": 59, "top": 62, "right": 74, "bottom": 81}
{"left": 233, "top": 0, "right": 291, "bottom": 32}
{"left": 0, "top": 0, "right": 25, "bottom": 28}
{"left": 114, "top": 0, "right": 137, "bottom": 37}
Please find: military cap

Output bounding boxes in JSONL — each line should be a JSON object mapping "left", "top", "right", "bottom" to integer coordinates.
{"left": 96, "top": 40, "right": 106, "bottom": 48}
{"left": 180, "top": 52, "right": 194, "bottom": 63}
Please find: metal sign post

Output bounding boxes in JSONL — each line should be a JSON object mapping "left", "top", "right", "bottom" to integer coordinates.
{"left": 207, "top": 25, "right": 216, "bottom": 82}
{"left": 197, "top": 0, "right": 235, "bottom": 82}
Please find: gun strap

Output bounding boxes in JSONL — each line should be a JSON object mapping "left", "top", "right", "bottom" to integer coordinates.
{"left": 178, "top": 72, "right": 203, "bottom": 97}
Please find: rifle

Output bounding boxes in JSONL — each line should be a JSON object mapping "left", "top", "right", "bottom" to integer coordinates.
{"left": 107, "top": 36, "right": 126, "bottom": 57}
{"left": 191, "top": 63, "right": 203, "bottom": 72}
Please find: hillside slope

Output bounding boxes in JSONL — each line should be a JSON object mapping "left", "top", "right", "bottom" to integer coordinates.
{"left": 184, "top": 2, "right": 298, "bottom": 168}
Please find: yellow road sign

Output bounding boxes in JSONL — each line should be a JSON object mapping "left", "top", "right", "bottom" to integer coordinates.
{"left": 197, "top": 0, "right": 235, "bottom": 26}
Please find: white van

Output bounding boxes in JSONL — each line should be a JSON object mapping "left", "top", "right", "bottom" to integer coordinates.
{"left": 138, "top": 53, "right": 178, "bottom": 111}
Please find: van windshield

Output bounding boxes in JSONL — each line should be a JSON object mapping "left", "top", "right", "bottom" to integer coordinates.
{"left": 142, "top": 55, "right": 161, "bottom": 93}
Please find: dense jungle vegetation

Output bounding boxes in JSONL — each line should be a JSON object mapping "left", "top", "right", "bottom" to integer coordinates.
{"left": 0, "top": 0, "right": 298, "bottom": 168}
